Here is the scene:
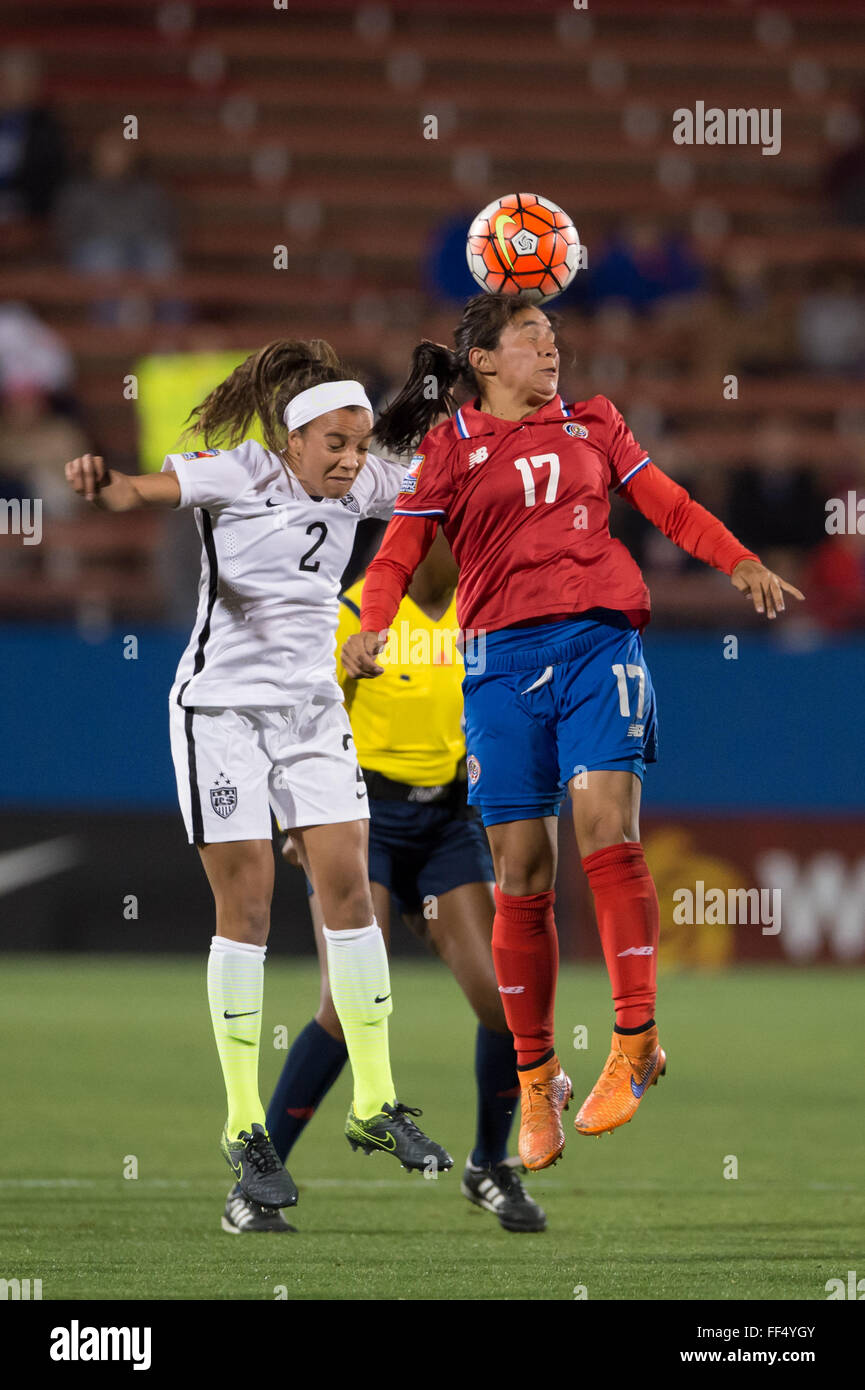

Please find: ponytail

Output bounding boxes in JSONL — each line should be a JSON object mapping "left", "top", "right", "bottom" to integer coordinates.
{"left": 181, "top": 337, "right": 352, "bottom": 455}
{"left": 374, "top": 341, "right": 461, "bottom": 457}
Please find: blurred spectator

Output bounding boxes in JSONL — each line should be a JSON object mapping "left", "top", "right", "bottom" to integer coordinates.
{"left": 824, "top": 92, "right": 865, "bottom": 227}
{"left": 0, "top": 302, "right": 74, "bottom": 397}
{"left": 802, "top": 532, "right": 865, "bottom": 630}
{"left": 53, "top": 130, "right": 182, "bottom": 324}
{"left": 0, "top": 380, "right": 88, "bottom": 517}
{"left": 726, "top": 418, "right": 827, "bottom": 563}
{"left": 796, "top": 267, "right": 865, "bottom": 376}
{"left": 0, "top": 49, "right": 67, "bottom": 223}
{"left": 581, "top": 216, "right": 705, "bottom": 314}
{"left": 711, "top": 249, "right": 797, "bottom": 378}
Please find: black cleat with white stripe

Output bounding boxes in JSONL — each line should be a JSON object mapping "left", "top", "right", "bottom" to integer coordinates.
{"left": 221, "top": 1184, "right": 297, "bottom": 1234}
{"left": 460, "top": 1156, "right": 547, "bottom": 1232}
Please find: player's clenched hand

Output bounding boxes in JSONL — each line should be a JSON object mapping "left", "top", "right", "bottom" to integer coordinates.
{"left": 341, "top": 630, "right": 387, "bottom": 678}
{"left": 731, "top": 559, "right": 804, "bottom": 619}
{"left": 65, "top": 453, "right": 110, "bottom": 502}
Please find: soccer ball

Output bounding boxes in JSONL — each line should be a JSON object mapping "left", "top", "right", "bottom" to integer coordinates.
{"left": 466, "top": 193, "right": 581, "bottom": 304}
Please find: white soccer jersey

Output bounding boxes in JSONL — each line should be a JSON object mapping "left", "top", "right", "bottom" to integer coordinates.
{"left": 162, "top": 440, "right": 404, "bottom": 708}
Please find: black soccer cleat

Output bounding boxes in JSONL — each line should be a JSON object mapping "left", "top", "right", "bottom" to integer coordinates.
{"left": 461, "top": 1156, "right": 547, "bottom": 1233}
{"left": 345, "top": 1101, "right": 453, "bottom": 1173}
{"left": 220, "top": 1122, "right": 299, "bottom": 1208}
{"left": 221, "top": 1184, "right": 297, "bottom": 1235}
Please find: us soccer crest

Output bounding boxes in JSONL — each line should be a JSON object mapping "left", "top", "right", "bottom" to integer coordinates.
{"left": 210, "top": 774, "right": 237, "bottom": 818}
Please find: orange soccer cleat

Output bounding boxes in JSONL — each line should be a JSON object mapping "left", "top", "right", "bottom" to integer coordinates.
{"left": 574, "top": 1025, "right": 666, "bottom": 1137}
{"left": 517, "top": 1056, "right": 573, "bottom": 1170}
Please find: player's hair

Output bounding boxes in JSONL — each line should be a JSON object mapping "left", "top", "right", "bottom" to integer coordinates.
{"left": 181, "top": 338, "right": 358, "bottom": 454}
{"left": 375, "top": 293, "right": 559, "bottom": 455}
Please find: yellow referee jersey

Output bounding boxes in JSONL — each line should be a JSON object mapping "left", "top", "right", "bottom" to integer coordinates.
{"left": 335, "top": 576, "right": 465, "bottom": 787}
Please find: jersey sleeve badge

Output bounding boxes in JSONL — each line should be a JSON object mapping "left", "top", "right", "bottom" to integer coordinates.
{"left": 181, "top": 449, "right": 220, "bottom": 459}
{"left": 399, "top": 453, "right": 425, "bottom": 494}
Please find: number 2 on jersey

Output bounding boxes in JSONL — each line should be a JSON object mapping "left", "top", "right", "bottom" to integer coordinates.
{"left": 513, "top": 452, "right": 560, "bottom": 506}
{"left": 299, "top": 521, "right": 328, "bottom": 572}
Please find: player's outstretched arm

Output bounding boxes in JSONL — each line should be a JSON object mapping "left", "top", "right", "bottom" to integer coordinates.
{"left": 64, "top": 453, "right": 181, "bottom": 510}
{"left": 620, "top": 461, "right": 804, "bottom": 620}
{"left": 730, "top": 558, "right": 805, "bottom": 620}
{"left": 345, "top": 513, "right": 440, "bottom": 678}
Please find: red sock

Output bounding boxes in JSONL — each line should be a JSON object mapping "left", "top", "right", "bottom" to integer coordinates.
{"left": 491, "top": 886, "right": 558, "bottom": 1069}
{"left": 581, "top": 842, "right": 659, "bottom": 1031}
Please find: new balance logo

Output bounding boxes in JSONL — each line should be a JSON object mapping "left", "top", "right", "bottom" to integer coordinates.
{"left": 617, "top": 946, "right": 654, "bottom": 957}
{"left": 627, "top": 722, "right": 644, "bottom": 737}
{"left": 498, "top": 985, "right": 525, "bottom": 994}
{"left": 468, "top": 446, "right": 488, "bottom": 467}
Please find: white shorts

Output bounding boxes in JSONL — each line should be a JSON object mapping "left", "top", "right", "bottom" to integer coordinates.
{"left": 168, "top": 697, "right": 369, "bottom": 844}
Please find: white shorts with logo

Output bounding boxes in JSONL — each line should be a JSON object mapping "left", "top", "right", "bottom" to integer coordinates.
{"left": 168, "top": 697, "right": 369, "bottom": 844}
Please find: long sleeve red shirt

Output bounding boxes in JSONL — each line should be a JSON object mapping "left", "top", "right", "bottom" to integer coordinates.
{"left": 362, "top": 394, "right": 759, "bottom": 635}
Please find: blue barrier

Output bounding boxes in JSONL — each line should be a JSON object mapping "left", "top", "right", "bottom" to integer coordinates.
{"left": 1, "top": 624, "right": 862, "bottom": 811}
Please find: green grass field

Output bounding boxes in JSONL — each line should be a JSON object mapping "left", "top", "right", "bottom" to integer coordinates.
{"left": 2, "top": 956, "right": 862, "bottom": 1301}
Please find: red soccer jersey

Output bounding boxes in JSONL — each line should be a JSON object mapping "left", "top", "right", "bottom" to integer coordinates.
{"left": 362, "top": 394, "right": 759, "bottom": 635}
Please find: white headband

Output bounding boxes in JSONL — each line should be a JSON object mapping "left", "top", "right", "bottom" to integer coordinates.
{"left": 283, "top": 379, "right": 373, "bottom": 431}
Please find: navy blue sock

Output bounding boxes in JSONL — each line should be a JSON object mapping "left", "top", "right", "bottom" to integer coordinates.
{"left": 470, "top": 1023, "right": 520, "bottom": 1168}
{"left": 266, "top": 1018, "right": 348, "bottom": 1164}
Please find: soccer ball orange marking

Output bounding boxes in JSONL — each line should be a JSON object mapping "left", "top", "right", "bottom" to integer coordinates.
{"left": 466, "top": 193, "right": 581, "bottom": 304}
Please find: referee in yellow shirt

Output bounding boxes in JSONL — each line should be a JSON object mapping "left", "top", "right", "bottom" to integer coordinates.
{"left": 222, "top": 532, "right": 546, "bottom": 1235}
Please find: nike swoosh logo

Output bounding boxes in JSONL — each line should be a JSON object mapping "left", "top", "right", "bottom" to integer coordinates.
{"left": 0, "top": 838, "right": 79, "bottom": 896}
{"left": 374, "top": 994, "right": 390, "bottom": 1003}
{"left": 494, "top": 212, "right": 517, "bottom": 268}
{"left": 224, "top": 1010, "right": 260, "bottom": 1019}
{"left": 630, "top": 1063, "right": 656, "bottom": 1100}
{"left": 366, "top": 1131, "right": 396, "bottom": 1151}
{"left": 265, "top": 497, "right": 282, "bottom": 507}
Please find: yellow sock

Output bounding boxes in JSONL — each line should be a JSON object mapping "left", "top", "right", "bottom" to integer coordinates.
{"left": 207, "top": 934, "right": 267, "bottom": 1139}
{"left": 322, "top": 922, "right": 395, "bottom": 1119}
